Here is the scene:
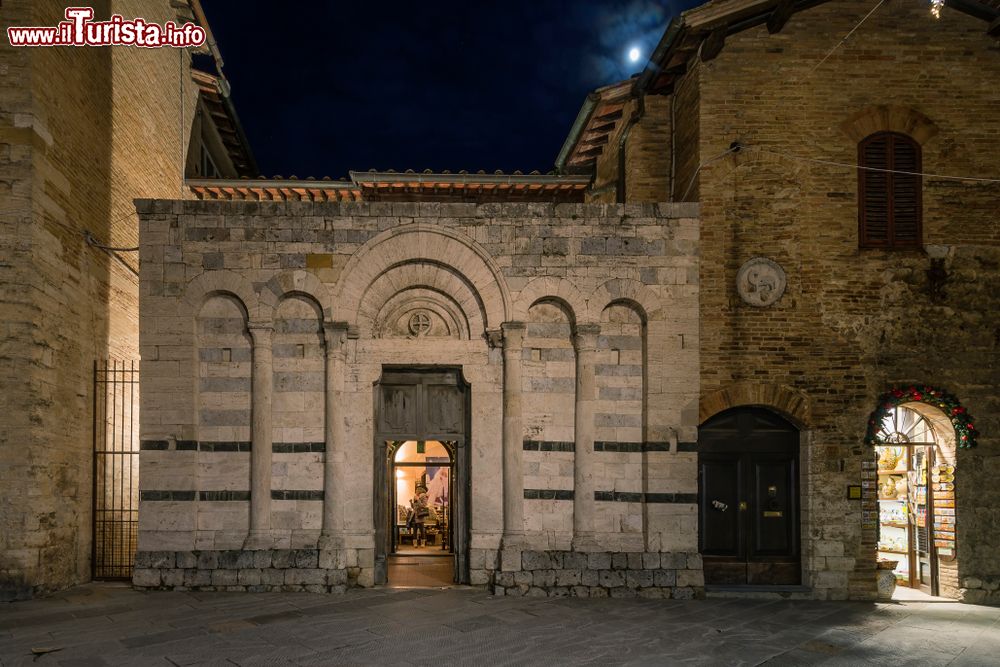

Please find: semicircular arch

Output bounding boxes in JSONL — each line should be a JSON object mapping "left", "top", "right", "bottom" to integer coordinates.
{"left": 512, "top": 276, "right": 592, "bottom": 325}
{"left": 335, "top": 224, "right": 510, "bottom": 328}
{"left": 590, "top": 279, "right": 663, "bottom": 322}
{"left": 183, "top": 270, "right": 262, "bottom": 321}
{"left": 355, "top": 261, "right": 485, "bottom": 338}
{"left": 262, "top": 270, "right": 333, "bottom": 321}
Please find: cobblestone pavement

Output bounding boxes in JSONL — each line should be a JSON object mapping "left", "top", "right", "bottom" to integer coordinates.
{"left": 2, "top": 584, "right": 999, "bottom": 666}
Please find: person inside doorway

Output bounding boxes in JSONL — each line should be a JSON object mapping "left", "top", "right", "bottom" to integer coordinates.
{"left": 408, "top": 481, "right": 431, "bottom": 547}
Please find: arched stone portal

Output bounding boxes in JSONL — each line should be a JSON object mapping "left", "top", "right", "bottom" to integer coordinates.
{"left": 336, "top": 224, "right": 511, "bottom": 334}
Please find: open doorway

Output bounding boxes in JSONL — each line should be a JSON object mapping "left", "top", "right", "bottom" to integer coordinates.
{"left": 873, "top": 404, "right": 957, "bottom": 597}
{"left": 392, "top": 440, "right": 453, "bottom": 554}
{"left": 386, "top": 440, "right": 454, "bottom": 586}
{"left": 374, "top": 368, "right": 469, "bottom": 587}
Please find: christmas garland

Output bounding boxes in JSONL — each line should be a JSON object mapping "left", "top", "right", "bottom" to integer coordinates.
{"left": 865, "top": 385, "right": 978, "bottom": 449}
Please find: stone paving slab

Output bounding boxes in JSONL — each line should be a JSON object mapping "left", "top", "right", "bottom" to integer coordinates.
{"left": 0, "top": 584, "right": 998, "bottom": 666}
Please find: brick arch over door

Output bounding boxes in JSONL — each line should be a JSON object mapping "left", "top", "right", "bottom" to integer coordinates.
{"left": 334, "top": 224, "right": 511, "bottom": 329}
{"left": 700, "top": 382, "right": 811, "bottom": 429}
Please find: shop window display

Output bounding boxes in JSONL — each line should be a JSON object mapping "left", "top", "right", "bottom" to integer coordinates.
{"left": 874, "top": 406, "right": 956, "bottom": 595}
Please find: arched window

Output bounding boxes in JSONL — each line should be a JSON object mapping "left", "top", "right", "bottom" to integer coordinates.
{"left": 858, "top": 132, "right": 922, "bottom": 249}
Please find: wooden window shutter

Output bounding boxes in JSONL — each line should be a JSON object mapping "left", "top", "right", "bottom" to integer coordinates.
{"left": 858, "top": 132, "right": 922, "bottom": 249}
{"left": 891, "top": 136, "right": 921, "bottom": 246}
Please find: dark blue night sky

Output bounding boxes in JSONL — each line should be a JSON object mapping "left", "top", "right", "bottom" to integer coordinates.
{"left": 201, "top": 1, "right": 699, "bottom": 179}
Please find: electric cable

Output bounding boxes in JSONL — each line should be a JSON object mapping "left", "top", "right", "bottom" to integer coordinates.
{"left": 680, "top": 145, "right": 742, "bottom": 201}
{"left": 746, "top": 145, "right": 1000, "bottom": 184}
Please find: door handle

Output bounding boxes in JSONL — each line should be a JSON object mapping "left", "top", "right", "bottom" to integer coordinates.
{"left": 739, "top": 501, "right": 748, "bottom": 511}
{"left": 711, "top": 500, "right": 728, "bottom": 512}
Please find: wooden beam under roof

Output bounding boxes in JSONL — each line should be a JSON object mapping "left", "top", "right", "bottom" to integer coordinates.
{"left": 767, "top": 0, "right": 796, "bottom": 33}
{"left": 701, "top": 26, "right": 727, "bottom": 61}
{"left": 592, "top": 109, "right": 624, "bottom": 125}
{"left": 579, "top": 131, "right": 611, "bottom": 146}
{"left": 989, "top": 16, "right": 1000, "bottom": 36}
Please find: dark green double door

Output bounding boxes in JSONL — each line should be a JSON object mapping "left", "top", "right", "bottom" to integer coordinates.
{"left": 699, "top": 408, "right": 801, "bottom": 586}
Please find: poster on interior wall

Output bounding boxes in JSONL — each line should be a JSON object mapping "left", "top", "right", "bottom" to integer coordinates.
{"left": 426, "top": 460, "right": 449, "bottom": 506}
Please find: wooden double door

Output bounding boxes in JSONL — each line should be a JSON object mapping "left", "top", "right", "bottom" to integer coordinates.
{"left": 699, "top": 408, "right": 801, "bottom": 586}
{"left": 373, "top": 368, "right": 469, "bottom": 585}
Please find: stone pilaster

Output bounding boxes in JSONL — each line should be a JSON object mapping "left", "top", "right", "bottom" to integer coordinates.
{"left": 572, "top": 324, "right": 601, "bottom": 550}
{"left": 245, "top": 323, "right": 274, "bottom": 550}
{"left": 319, "top": 322, "right": 349, "bottom": 550}
{"left": 501, "top": 321, "right": 526, "bottom": 542}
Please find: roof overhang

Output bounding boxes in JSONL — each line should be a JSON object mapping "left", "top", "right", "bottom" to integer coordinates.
{"left": 557, "top": 0, "right": 1000, "bottom": 172}
{"left": 187, "top": 178, "right": 361, "bottom": 201}
{"left": 187, "top": 172, "right": 591, "bottom": 202}
{"left": 191, "top": 69, "right": 258, "bottom": 178}
{"left": 554, "top": 80, "right": 634, "bottom": 173}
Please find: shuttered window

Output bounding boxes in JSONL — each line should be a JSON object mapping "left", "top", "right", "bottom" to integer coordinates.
{"left": 858, "top": 132, "right": 922, "bottom": 248}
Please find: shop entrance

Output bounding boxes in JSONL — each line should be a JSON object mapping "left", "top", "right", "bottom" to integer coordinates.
{"left": 873, "top": 405, "right": 956, "bottom": 597}
{"left": 698, "top": 407, "right": 801, "bottom": 586}
{"left": 373, "top": 368, "right": 469, "bottom": 586}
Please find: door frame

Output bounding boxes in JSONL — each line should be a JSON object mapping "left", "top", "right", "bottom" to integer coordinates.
{"left": 698, "top": 406, "right": 802, "bottom": 586}
{"left": 373, "top": 367, "right": 470, "bottom": 585}
{"left": 388, "top": 439, "right": 455, "bottom": 553}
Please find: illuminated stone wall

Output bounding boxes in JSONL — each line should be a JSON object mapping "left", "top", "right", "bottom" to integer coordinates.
{"left": 133, "top": 200, "right": 701, "bottom": 595}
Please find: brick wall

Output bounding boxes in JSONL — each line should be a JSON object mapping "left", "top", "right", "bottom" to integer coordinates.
{"left": 0, "top": 0, "right": 200, "bottom": 600}
{"left": 588, "top": 99, "right": 636, "bottom": 203}
{"left": 688, "top": 0, "right": 1000, "bottom": 600}
{"left": 587, "top": 95, "right": 674, "bottom": 204}
{"left": 624, "top": 95, "right": 672, "bottom": 202}
{"left": 671, "top": 64, "right": 699, "bottom": 202}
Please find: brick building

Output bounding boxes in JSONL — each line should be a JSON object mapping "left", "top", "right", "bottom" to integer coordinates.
{"left": 0, "top": 0, "right": 254, "bottom": 601}
{"left": 558, "top": 0, "right": 1000, "bottom": 601}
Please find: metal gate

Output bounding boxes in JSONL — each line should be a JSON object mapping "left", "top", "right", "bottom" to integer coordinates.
{"left": 92, "top": 359, "right": 140, "bottom": 579}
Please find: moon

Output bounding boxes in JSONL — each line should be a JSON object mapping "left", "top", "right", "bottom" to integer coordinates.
{"left": 628, "top": 47, "right": 641, "bottom": 63}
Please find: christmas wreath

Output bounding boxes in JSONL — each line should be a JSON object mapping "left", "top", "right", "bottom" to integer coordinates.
{"left": 865, "top": 385, "right": 978, "bottom": 449}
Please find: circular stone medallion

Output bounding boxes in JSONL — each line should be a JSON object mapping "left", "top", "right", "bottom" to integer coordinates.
{"left": 736, "top": 257, "right": 786, "bottom": 307}
{"left": 407, "top": 311, "right": 432, "bottom": 336}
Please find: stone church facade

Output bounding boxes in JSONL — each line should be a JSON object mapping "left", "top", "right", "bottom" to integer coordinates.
{"left": 131, "top": 200, "right": 703, "bottom": 596}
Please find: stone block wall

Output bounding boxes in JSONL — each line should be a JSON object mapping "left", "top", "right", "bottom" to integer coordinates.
{"left": 0, "top": 0, "right": 200, "bottom": 600}
{"left": 135, "top": 200, "right": 700, "bottom": 593}
{"left": 521, "top": 304, "right": 577, "bottom": 547}
{"left": 490, "top": 549, "right": 704, "bottom": 599}
{"left": 132, "top": 548, "right": 367, "bottom": 593}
